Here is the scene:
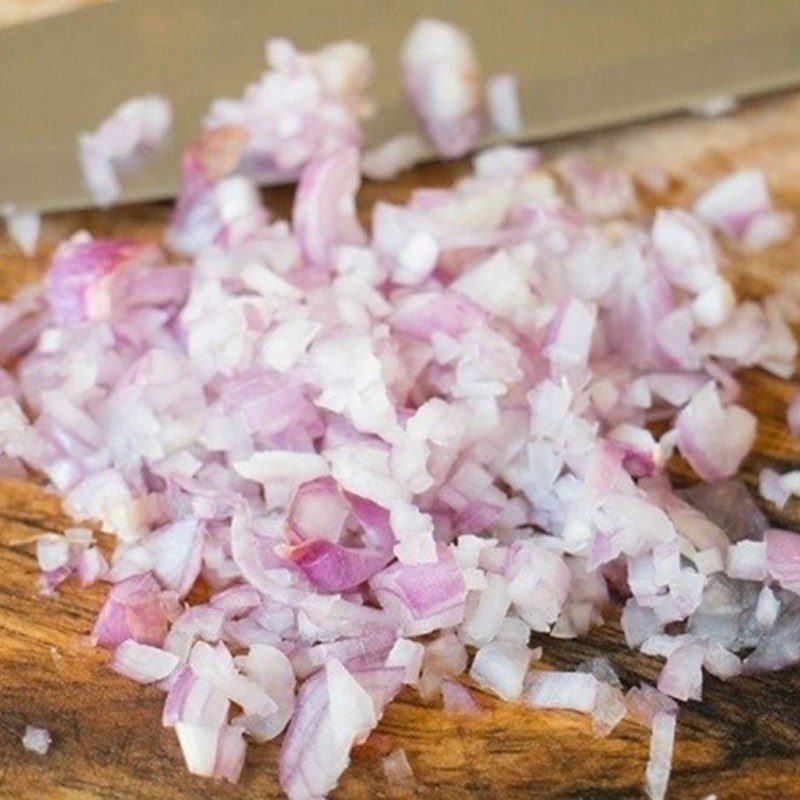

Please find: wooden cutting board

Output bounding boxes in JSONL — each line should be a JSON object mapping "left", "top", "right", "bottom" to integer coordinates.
{"left": 4, "top": 5, "right": 800, "bottom": 800}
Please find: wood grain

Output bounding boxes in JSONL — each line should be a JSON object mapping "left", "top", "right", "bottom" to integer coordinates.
{"left": 4, "top": 6, "right": 800, "bottom": 799}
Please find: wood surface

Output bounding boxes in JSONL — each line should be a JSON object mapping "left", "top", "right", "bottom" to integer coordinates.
{"left": 4, "top": 5, "right": 800, "bottom": 800}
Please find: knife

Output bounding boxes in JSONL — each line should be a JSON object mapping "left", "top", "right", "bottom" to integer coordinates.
{"left": 3, "top": 0, "right": 800, "bottom": 212}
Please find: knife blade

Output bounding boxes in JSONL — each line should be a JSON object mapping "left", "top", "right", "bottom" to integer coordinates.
{"left": 3, "top": 0, "right": 800, "bottom": 212}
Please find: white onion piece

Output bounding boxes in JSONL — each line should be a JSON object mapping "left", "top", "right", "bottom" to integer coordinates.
{"left": 36, "top": 534, "right": 70, "bottom": 573}
{"left": 626, "top": 684, "right": 678, "bottom": 727}
{"left": 725, "top": 541, "right": 767, "bottom": 582}
{"left": 278, "top": 660, "right": 401, "bottom": 799}
{"left": 370, "top": 551, "right": 467, "bottom": 636}
{"left": 755, "top": 586, "right": 780, "bottom": 631}
{"left": 1, "top": 206, "right": 40, "bottom": 257}
{"left": 591, "top": 682, "right": 627, "bottom": 737}
{"left": 22, "top": 725, "right": 51, "bottom": 755}
{"left": 362, "top": 134, "right": 429, "bottom": 181}
{"left": 557, "top": 156, "right": 635, "bottom": 219}
{"left": 703, "top": 640, "right": 741, "bottom": 680}
{"left": 656, "top": 640, "right": 705, "bottom": 701}
{"left": 460, "top": 572, "right": 511, "bottom": 647}
{"left": 505, "top": 541, "right": 570, "bottom": 632}
{"left": 292, "top": 145, "right": 366, "bottom": 267}
{"left": 418, "top": 633, "right": 468, "bottom": 700}
{"left": 401, "top": 19, "right": 486, "bottom": 158}
{"left": 441, "top": 679, "right": 481, "bottom": 714}
{"left": 645, "top": 711, "right": 676, "bottom": 800}
{"left": 382, "top": 747, "right": 415, "bottom": 785}
{"left": 764, "top": 528, "right": 800, "bottom": 592}
{"left": 525, "top": 671, "right": 598, "bottom": 713}
{"left": 473, "top": 145, "right": 539, "bottom": 179}
{"left": 205, "top": 39, "right": 373, "bottom": 183}
{"left": 144, "top": 518, "right": 204, "bottom": 598}
{"left": 111, "top": 641, "right": 180, "bottom": 683}
{"left": 190, "top": 641, "right": 277, "bottom": 717}
{"left": 164, "top": 606, "right": 226, "bottom": 661}
{"left": 79, "top": 95, "right": 172, "bottom": 206}
{"left": 162, "top": 667, "right": 230, "bottom": 729}
{"left": 175, "top": 723, "right": 246, "bottom": 782}
{"left": 233, "top": 644, "right": 296, "bottom": 741}
{"left": 621, "top": 600, "right": 663, "bottom": 648}
{"left": 486, "top": 73, "right": 521, "bottom": 135}
{"left": 779, "top": 469, "right": 800, "bottom": 499}
{"left": 693, "top": 169, "right": 794, "bottom": 251}
{"left": 759, "top": 467, "right": 791, "bottom": 508}
{"left": 691, "top": 277, "right": 735, "bottom": 328}
{"left": 469, "top": 639, "right": 531, "bottom": 701}
{"left": 175, "top": 723, "right": 219, "bottom": 777}
{"left": 76, "top": 547, "right": 108, "bottom": 587}
{"left": 652, "top": 209, "right": 717, "bottom": 294}
{"left": 385, "top": 638, "right": 425, "bottom": 685}
{"left": 675, "top": 383, "right": 756, "bottom": 481}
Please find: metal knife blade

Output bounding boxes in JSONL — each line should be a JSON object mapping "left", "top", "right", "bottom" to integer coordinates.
{"left": 3, "top": 0, "right": 800, "bottom": 212}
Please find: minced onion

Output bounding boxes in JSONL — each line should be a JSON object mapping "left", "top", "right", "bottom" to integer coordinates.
{"left": 1, "top": 16, "right": 798, "bottom": 800}
{"left": 22, "top": 725, "right": 51, "bottom": 755}
{"left": 1, "top": 205, "right": 40, "bottom": 257}
{"left": 79, "top": 96, "right": 172, "bottom": 207}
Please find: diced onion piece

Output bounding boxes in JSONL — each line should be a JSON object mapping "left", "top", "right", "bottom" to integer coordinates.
{"left": 401, "top": 19, "right": 486, "bottom": 157}
{"left": 486, "top": 73, "right": 521, "bottom": 135}
{"left": 382, "top": 747, "right": 415, "bottom": 785}
{"left": 22, "top": 726, "right": 51, "bottom": 755}
{"left": 525, "top": 671, "right": 599, "bottom": 713}
{"left": 111, "top": 641, "right": 180, "bottom": 683}
{"left": 1, "top": 206, "right": 40, "bottom": 257}
{"left": 645, "top": 712, "right": 676, "bottom": 800}
{"left": 362, "top": 134, "right": 429, "bottom": 181}
{"left": 675, "top": 383, "right": 756, "bottom": 481}
{"left": 469, "top": 639, "right": 531, "bottom": 701}
{"left": 79, "top": 95, "right": 172, "bottom": 207}
{"left": 441, "top": 679, "right": 482, "bottom": 714}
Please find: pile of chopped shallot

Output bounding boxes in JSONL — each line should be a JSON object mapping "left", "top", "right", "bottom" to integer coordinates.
{"left": 3, "top": 18, "right": 800, "bottom": 800}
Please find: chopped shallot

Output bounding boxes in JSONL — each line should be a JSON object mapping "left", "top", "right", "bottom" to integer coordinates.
{"left": 1, "top": 205, "right": 40, "bottom": 257}
{"left": 486, "top": 73, "right": 521, "bottom": 135}
{"left": 362, "top": 134, "right": 429, "bottom": 181}
{"left": 401, "top": 19, "right": 486, "bottom": 158}
{"left": 22, "top": 725, "right": 51, "bottom": 755}
{"left": 441, "top": 679, "right": 482, "bottom": 714}
{"left": 382, "top": 747, "right": 415, "bottom": 786}
{"left": 111, "top": 641, "right": 181, "bottom": 683}
{"left": 694, "top": 170, "right": 793, "bottom": 251}
{"left": 2, "top": 22, "right": 800, "bottom": 800}
{"left": 205, "top": 39, "right": 373, "bottom": 183}
{"left": 79, "top": 95, "right": 172, "bottom": 206}
{"left": 646, "top": 711, "right": 676, "bottom": 800}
